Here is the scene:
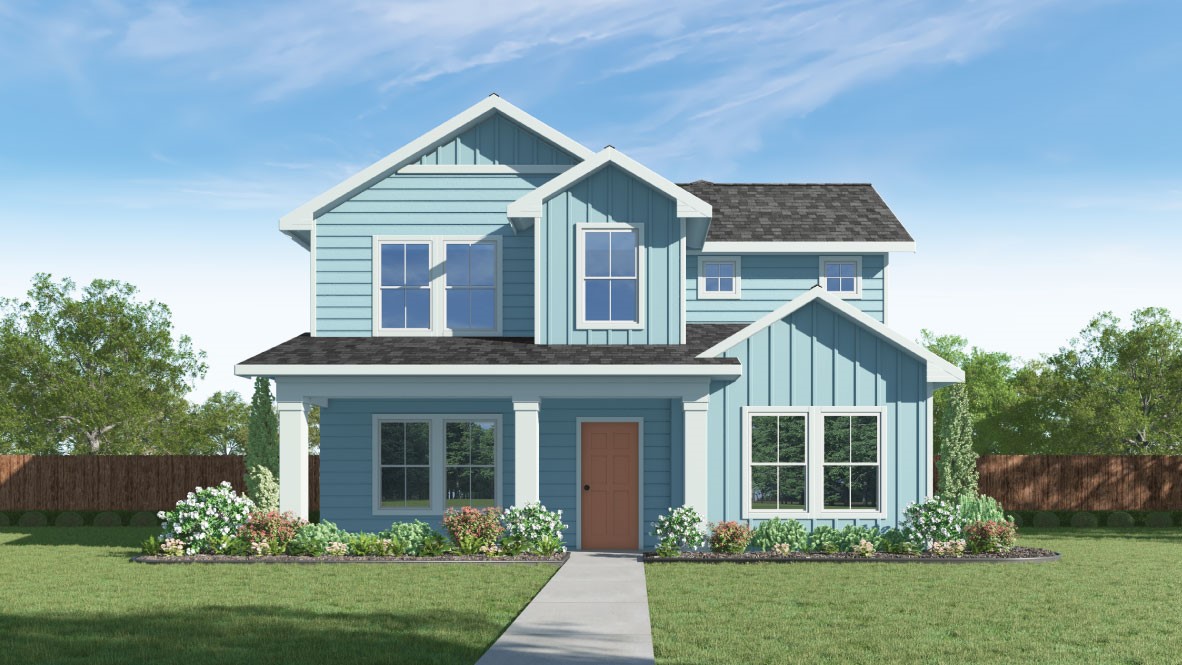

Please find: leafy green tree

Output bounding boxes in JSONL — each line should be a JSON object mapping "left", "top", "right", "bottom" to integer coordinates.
{"left": 936, "top": 383, "right": 978, "bottom": 496}
{"left": 921, "top": 330, "right": 1018, "bottom": 454}
{"left": 308, "top": 406, "right": 321, "bottom": 454}
{"left": 0, "top": 274, "right": 206, "bottom": 454}
{"left": 181, "top": 391, "right": 250, "bottom": 455}
{"left": 246, "top": 377, "right": 280, "bottom": 494}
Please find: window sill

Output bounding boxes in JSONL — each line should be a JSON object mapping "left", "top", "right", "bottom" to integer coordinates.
{"left": 697, "top": 292, "right": 741, "bottom": 300}
{"left": 575, "top": 321, "right": 645, "bottom": 331}
{"left": 746, "top": 509, "right": 887, "bottom": 520}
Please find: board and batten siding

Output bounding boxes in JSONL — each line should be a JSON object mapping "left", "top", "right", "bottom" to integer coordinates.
{"left": 687, "top": 253, "right": 885, "bottom": 323}
{"left": 416, "top": 112, "right": 578, "bottom": 166}
{"left": 538, "top": 398, "right": 676, "bottom": 550}
{"left": 315, "top": 173, "right": 550, "bottom": 336}
{"left": 318, "top": 398, "right": 516, "bottom": 533}
{"left": 537, "top": 165, "right": 684, "bottom": 344}
{"left": 707, "top": 299, "right": 928, "bottom": 529}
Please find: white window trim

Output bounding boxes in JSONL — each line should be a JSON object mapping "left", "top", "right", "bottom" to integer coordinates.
{"left": 818, "top": 256, "right": 862, "bottom": 299}
{"left": 372, "top": 236, "right": 502, "bottom": 336}
{"left": 741, "top": 406, "right": 887, "bottom": 520}
{"left": 574, "top": 222, "right": 646, "bottom": 330}
{"left": 697, "top": 255, "right": 742, "bottom": 300}
{"left": 371, "top": 413, "right": 503, "bottom": 516}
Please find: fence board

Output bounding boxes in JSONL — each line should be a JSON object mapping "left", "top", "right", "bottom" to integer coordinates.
{"left": 967, "top": 455, "right": 1182, "bottom": 511}
{"left": 0, "top": 455, "right": 320, "bottom": 512}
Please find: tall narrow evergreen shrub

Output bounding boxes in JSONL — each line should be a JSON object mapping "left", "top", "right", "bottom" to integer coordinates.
{"left": 937, "top": 383, "right": 979, "bottom": 497}
{"left": 246, "top": 377, "right": 280, "bottom": 498}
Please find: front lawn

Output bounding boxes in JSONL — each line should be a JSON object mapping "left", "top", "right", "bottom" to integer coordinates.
{"left": 0, "top": 527, "right": 557, "bottom": 665}
{"left": 647, "top": 529, "right": 1182, "bottom": 664}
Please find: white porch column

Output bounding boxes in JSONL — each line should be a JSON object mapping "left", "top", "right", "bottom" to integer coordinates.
{"left": 277, "top": 401, "right": 310, "bottom": 519}
{"left": 683, "top": 398, "right": 710, "bottom": 520}
{"left": 513, "top": 399, "right": 541, "bottom": 506}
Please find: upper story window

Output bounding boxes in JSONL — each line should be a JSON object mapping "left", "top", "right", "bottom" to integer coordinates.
{"left": 698, "top": 257, "right": 741, "bottom": 299}
{"left": 374, "top": 237, "right": 500, "bottom": 336}
{"left": 820, "top": 256, "right": 862, "bottom": 298}
{"left": 576, "top": 224, "right": 644, "bottom": 330}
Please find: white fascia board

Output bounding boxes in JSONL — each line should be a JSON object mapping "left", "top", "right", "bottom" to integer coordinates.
{"left": 506, "top": 147, "right": 713, "bottom": 219}
{"left": 279, "top": 95, "right": 595, "bottom": 232}
{"left": 236, "top": 363, "right": 742, "bottom": 378}
{"left": 397, "top": 164, "right": 572, "bottom": 175}
{"left": 697, "top": 286, "right": 964, "bottom": 384}
{"left": 700, "top": 241, "right": 916, "bottom": 254}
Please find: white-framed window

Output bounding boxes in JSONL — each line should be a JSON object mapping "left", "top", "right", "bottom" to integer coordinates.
{"left": 819, "top": 256, "right": 862, "bottom": 298}
{"left": 697, "top": 256, "right": 741, "bottom": 299}
{"left": 575, "top": 223, "right": 645, "bottom": 330}
{"left": 743, "top": 406, "right": 886, "bottom": 518}
{"left": 372, "top": 414, "right": 501, "bottom": 515}
{"left": 373, "top": 237, "right": 501, "bottom": 336}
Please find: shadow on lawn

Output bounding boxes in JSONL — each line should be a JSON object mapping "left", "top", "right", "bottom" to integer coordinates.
{"left": 0, "top": 526, "right": 156, "bottom": 548}
{"left": 0, "top": 604, "right": 503, "bottom": 665}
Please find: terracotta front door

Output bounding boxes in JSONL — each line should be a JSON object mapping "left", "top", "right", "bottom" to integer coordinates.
{"left": 581, "top": 421, "right": 639, "bottom": 550}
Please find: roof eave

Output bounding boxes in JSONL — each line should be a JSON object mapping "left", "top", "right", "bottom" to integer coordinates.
{"left": 234, "top": 363, "right": 742, "bottom": 378}
{"left": 700, "top": 241, "right": 916, "bottom": 253}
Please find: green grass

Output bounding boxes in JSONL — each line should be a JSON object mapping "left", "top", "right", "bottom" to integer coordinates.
{"left": 646, "top": 529, "right": 1182, "bottom": 665}
{"left": 0, "top": 527, "right": 557, "bottom": 665}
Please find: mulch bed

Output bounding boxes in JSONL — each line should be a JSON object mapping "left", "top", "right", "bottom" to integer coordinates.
{"left": 644, "top": 547, "right": 1059, "bottom": 564}
{"left": 134, "top": 552, "right": 569, "bottom": 565}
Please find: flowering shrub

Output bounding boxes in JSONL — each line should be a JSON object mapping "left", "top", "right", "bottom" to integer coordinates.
{"left": 929, "top": 539, "right": 967, "bottom": 557}
{"left": 325, "top": 541, "right": 349, "bottom": 556}
{"left": 478, "top": 543, "right": 501, "bottom": 556}
{"left": 652, "top": 506, "right": 706, "bottom": 557}
{"left": 381, "top": 520, "right": 435, "bottom": 556}
{"left": 250, "top": 540, "right": 272, "bottom": 556}
{"left": 852, "top": 539, "right": 876, "bottom": 557}
{"left": 238, "top": 511, "right": 307, "bottom": 553}
{"left": 751, "top": 518, "right": 808, "bottom": 552}
{"left": 771, "top": 543, "right": 793, "bottom": 556}
{"left": 442, "top": 506, "right": 504, "bottom": 555}
{"left": 286, "top": 521, "right": 350, "bottom": 556}
{"left": 157, "top": 482, "right": 255, "bottom": 555}
{"left": 160, "top": 538, "right": 186, "bottom": 556}
{"left": 964, "top": 520, "right": 1017, "bottom": 553}
{"left": 903, "top": 495, "right": 966, "bottom": 548}
{"left": 708, "top": 521, "right": 754, "bottom": 554}
{"left": 501, "top": 503, "right": 568, "bottom": 555}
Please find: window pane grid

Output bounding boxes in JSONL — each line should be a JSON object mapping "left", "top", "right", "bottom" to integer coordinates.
{"left": 379, "top": 421, "right": 431, "bottom": 509}
{"left": 584, "top": 229, "right": 639, "bottom": 323}
{"left": 823, "top": 261, "right": 857, "bottom": 294}
{"left": 380, "top": 243, "right": 431, "bottom": 329}
{"left": 750, "top": 415, "right": 806, "bottom": 511}
{"left": 445, "top": 420, "right": 496, "bottom": 508}
{"left": 703, "top": 261, "right": 737, "bottom": 294}
{"left": 822, "top": 415, "right": 879, "bottom": 510}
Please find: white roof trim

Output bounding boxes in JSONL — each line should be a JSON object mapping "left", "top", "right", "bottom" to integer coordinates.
{"left": 506, "top": 147, "right": 713, "bottom": 219}
{"left": 700, "top": 241, "right": 916, "bottom": 254}
{"left": 697, "top": 287, "right": 964, "bottom": 384}
{"left": 235, "top": 363, "right": 742, "bottom": 378}
{"left": 279, "top": 95, "right": 595, "bottom": 234}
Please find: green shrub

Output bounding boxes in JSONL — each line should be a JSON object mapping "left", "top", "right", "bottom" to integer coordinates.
{"left": 1069, "top": 512, "right": 1098, "bottom": 528}
{"left": 651, "top": 505, "right": 706, "bottom": 556}
{"left": 141, "top": 535, "right": 162, "bottom": 555}
{"left": 54, "top": 511, "right": 84, "bottom": 527}
{"left": 286, "top": 521, "right": 349, "bottom": 556}
{"left": 246, "top": 465, "right": 279, "bottom": 513}
{"left": 418, "top": 532, "right": 452, "bottom": 557}
{"left": 1146, "top": 512, "right": 1175, "bottom": 528}
{"left": 1106, "top": 511, "right": 1135, "bottom": 527}
{"left": 381, "top": 520, "right": 435, "bottom": 556}
{"left": 708, "top": 521, "right": 754, "bottom": 554}
{"left": 750, "top": 518, "right": 808, "bottom": 552}
{"left": 128, "top": 511, "right": 158, "bottom": 527}
{"left": 957, "top": 494, "right": 1007, "bottom": 524}
{"left": 835, "top": 525, "right": 882, "bottom": 551}
{"left": 442, "top": 507, "right": 503, "bottom": 555}
{"left": 904, "top": 496, "right": 965, "bottom": 544}
{"left": 965, "top": 520, "right": 1017, "bottom": 552}
{"left": 158, "top": 482, "right": 254, "bottom": 554}
{"left": 1007, "top": 513, "right": 1024, "bottom": 528}
{"left": 92, "top": 511, "right": 123, "bottom": 527}
{"left": 0, "top": 512, "right": 9, "bottom": 526}
{"left": 17, "top": 511, "right": 48, "bottom": 527}
{"left": 501, "top": 503, "right": 568, "bottom": 555}
{"left": 1032, "top": 511, "right": 1060, "bottom": 528}
{"left": 879, "top": 528, "right": 919, "bottom": 554}
{"left": 808, "top": 526, "right": 840, "bottom": 553}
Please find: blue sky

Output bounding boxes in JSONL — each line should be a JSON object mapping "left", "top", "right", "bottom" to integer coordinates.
{"left": 1, "top": 0, "right": 1179, "bottom": 400}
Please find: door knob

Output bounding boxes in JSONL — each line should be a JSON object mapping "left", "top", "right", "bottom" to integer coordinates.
{"left": 583, "top": 484, "right": 590, "bottom": 491}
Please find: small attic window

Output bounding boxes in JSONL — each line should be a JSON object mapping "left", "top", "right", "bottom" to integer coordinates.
{"left": 820, "top": 257, "right": 861, "bottom": 298}
{"left": 698, "top": 257, "right": 741, "bottom": 299}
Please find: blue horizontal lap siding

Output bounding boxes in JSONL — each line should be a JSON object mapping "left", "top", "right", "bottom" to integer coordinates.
{"left": 315, "top": 173, "right": 549, "bottom": 336}
{"left": 318, "top": 398, "right": 516, "bottom": 534}
{"left": 687, "top": 254, "right": 885, "bottom": 322}
{"left": 538, "top": 165, "right": 683, "bottom": 344}
{"left": 707, "top": 299, "right": 928, "bottom": 531}
{"left": 538, "top": 399, "right": 675, "bottom": 550}
{"left": 417, "top": 113, "right": 577, "bottom": 166}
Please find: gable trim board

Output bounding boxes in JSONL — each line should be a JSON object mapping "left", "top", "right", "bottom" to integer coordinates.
{"left": 506, "top": 147, "right": 713, "bottom": 223}
{"left": 280, "top": 95, "right": 596, "bottom": 238}
{"left": 697, "top": 287, "right": 964, "bottom": 385}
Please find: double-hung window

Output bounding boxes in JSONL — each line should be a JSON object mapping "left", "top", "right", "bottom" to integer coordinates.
{"left": 744, "top": 407, "right": 885, "bottom": 518}
{"left": 445, "top": 242, "right": 497, "bottom": 332}
{"left": 374, "top": 414, "right": 501, "bottom": 514}
{"left": 820, "top": 256, "right": 861, "bottom": 298}
{"left": 379, "top": 243, "right": 431, "bottom": 329}
{"left": 698, "top": 257, "right": 741, "bottom": 299}
{"left": 577, "top": 224, "right": 643, "bottom": 329}
{"left": 374, "top": 237, "right": 500, "bottom": 335}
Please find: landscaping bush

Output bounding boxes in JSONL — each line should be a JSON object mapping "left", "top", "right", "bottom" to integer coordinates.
{"left": 903, "top": 495, "right": 965, "bottom": 545}
{"left": 808, "top": 526, "right": 840, "bottom": 553}
{"left": 128, "top": 511, "right": 158, "bottom": 527}
{"left": 348, "top": 532, "right": 401, "bottom": 556}
{"left": 0, "top": 512, "right": 9, "bottom": 526}
{"left": 157, "top": 482, "right": 254, "bottom": 555}
{"left": 442, "top": 507, "right": 504, "bottom": 555}
{"left": 239, "top": 511, "right": 307, "bottom": 553}
{"left": 246, "top": 465, "right": 279, "bottom": 513}
{"left": 834, "top": 525, "right": 882, "bottom": 551}
{"left": 17, "top": 511, "right": 48, "bottom": 527}
{"left": 957, "top": 494, "right": 1007, "bottom": 524}
{"left": 1032, "top": 511, "right": 1060, "bottom": 528}
{"left": 852, "top": 539, "right": 876, "bottom": 557}
{"left": 54, "top": 511, "right": 84, "bottom": 527}
{"left": 1106, "top": 511, "right": 1136, "bottom": 527}
{"left": 92, "top": 511, "right": 124, "bottom": 527}
{"left": 929, "top": 539, "right": 966, "bottom": 557}
{"left": 418, "top": 532, "right": 452, "bottom": 556}
{"left": 286, "top": 521, "right": 350, "bottom": 556}
{"left": 1007, "top": 513, "right": 1024, "bottom": 527}
{"left": 381, "top": 520, "right": 435, "bottom": 556}
{"left": 750, "top": 517, "right": 808, "bottom": 552}
{"left": 965, "top": 520, "right": 1017, "bottom": 552}
{"left": 651, "top": 505, "right": 706, "bottom": 557}
{"left": 1146, "top": 512, "right": 1175, "bottom": 528}
{"left": 879, "top": 527, "right": 919, "bottom": 554}
{"left": 1070, "top": 512, "right": 1099, "bottom": 528}
{"left": 501, "top": 503, "right": 568, "bottom": 556}
{"left": 708, "top": 521, "right": 754, "bottom": 554}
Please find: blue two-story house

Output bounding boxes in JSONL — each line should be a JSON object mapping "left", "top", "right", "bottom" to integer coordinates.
{"left": 236, "top": 95, "right": 963, "bottom": 550}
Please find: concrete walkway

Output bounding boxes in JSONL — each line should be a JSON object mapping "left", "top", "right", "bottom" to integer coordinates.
{"left": 476, "top": 551, "right": 655, "bottom": 665}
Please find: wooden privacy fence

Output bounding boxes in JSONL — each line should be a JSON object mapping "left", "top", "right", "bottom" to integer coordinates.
{"left": 977, "top": 455, "right": 1182, "bottom": 511}
{"left": 0, "top": 455, "right": 320, "bottom": 512}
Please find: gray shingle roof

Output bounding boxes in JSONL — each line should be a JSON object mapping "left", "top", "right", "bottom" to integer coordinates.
{"left": 240, "top": 325, "right": 745, "bottom": 366}
{"left": 678, "top": 182, "right": 913, "bottom": 243}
